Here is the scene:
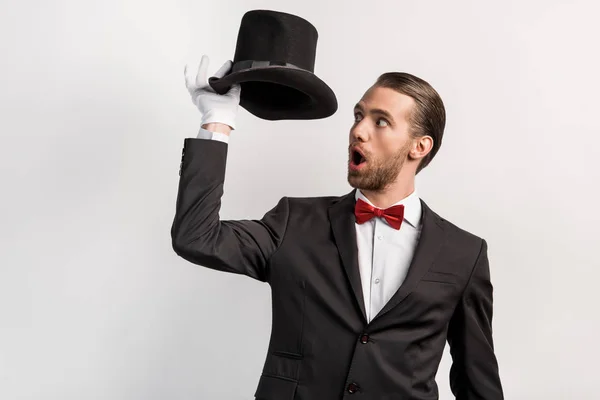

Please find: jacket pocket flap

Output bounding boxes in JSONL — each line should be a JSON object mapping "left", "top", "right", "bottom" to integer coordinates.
{"left": 254, "top": 374, "right": 298, "bottom": 399}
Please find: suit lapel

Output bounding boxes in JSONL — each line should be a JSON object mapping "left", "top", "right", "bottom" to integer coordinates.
{"left": 328, "top": 189, "right": 367, "bottom": 322}
{"left": 371, "top": 198, "right": 448, "bottom": 322}
{"left": 328, "top": 193, "right": 448, "bottom": 325}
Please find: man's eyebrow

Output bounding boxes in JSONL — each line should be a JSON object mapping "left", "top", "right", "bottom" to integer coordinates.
{"left": 354, "top": 104, "right": 395, "bottom": 121}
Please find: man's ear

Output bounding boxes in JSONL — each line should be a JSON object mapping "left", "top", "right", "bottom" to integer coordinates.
{"left": 409, "top": 136, "right": 433, "bottom": 161}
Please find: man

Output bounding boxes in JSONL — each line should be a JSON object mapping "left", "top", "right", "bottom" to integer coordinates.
{"left": 172, "top": 55, "right": 504, "bottom": 399}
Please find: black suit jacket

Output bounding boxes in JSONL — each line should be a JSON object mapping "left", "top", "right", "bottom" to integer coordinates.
{"left": 171, "top": 138, "right": 503, "bottom": 400}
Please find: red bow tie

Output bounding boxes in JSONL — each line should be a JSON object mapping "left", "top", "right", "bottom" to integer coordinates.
{"left": 354, "top": 198, "right": 405, "bottom": 230}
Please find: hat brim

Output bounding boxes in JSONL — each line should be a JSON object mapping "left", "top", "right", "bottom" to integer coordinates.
{"left": 208, "top": 66, "right": 338, "bottom": 120}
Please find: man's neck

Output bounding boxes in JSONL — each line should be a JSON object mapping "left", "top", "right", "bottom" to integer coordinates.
{"left": 360, "top": 180, "right": 416, "bottom": 209}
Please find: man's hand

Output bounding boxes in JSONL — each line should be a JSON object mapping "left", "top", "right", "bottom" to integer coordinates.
{"left": 184, "top": 54, "right": 241, "bottom": 132}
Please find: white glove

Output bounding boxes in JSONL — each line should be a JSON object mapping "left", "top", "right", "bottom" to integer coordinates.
{"left": 184, "top": 54, "right": 241, "bottom": 130}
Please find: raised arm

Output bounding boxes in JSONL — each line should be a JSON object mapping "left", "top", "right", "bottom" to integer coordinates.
{"left": 171, "top": 55, "right": 289, "bottom": 282}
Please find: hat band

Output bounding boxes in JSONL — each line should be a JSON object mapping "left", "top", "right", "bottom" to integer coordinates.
{"left": 232, "top": 60, "right": 304, "bottom": 73}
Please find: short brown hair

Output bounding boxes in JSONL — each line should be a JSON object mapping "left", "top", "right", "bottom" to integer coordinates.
{"left": 374, "top": 72, "right": 446, "bottom": 174}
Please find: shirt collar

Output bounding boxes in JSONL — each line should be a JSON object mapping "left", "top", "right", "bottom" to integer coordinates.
{"left": 355, "top": 188, "right": 422, "bottom": 228}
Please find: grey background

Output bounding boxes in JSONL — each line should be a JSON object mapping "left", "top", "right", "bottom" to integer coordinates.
{"left": 1, "top": 0, "right": 599, "bottom": 399}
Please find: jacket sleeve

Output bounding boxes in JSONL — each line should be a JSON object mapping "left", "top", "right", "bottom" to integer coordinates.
{"left": 170, "top": 138, "right": 289, "bottom": 282}
{"left": 447, "top": 239, "right": 504, "bottom": 399}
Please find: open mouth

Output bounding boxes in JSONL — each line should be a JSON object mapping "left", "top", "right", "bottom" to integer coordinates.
{"left": 350, "top": 148, "right": 367, "bottom": 169}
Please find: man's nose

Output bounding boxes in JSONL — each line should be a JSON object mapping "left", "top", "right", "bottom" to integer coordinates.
{"left": 350, "top": 121, "right": 368, "bottom": 142}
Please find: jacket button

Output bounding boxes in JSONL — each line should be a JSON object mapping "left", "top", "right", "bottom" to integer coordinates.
{"left": 347, "top": 382, "right": 359, "bottom": 393}
{"left": 360, "top": 334, "right": 369, "bottom": 344}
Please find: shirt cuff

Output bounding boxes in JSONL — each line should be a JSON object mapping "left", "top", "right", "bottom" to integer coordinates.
{"left": 196, "top": 127, "right": 230, "bottom": 144}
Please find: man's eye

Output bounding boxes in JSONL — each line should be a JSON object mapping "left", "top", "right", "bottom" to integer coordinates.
{"left": 354, "top": 113, "right": 362, "bottom": 122}
{"left": 377, "top": 119, "right": 389, "bottom": 127}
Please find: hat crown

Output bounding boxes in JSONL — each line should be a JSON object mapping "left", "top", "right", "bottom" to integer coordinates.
{"left": 233, "top": 10, "right": 319, "bottom": 72}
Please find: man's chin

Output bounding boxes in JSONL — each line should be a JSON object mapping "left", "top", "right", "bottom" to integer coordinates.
{"left": 347, "top": 172, "right": 364, "bottom": 189}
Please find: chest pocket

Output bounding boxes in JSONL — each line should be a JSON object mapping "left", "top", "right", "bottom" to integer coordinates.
{"left": 420, "top": 270, "right": 459, "bottom": 285}
{"left": 404, "top": 270, "right": 463, "bottom": 320}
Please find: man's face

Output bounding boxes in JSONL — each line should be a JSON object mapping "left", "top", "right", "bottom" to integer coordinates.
{"left": 347, "top": 86, "right": 416, "bottom": 191}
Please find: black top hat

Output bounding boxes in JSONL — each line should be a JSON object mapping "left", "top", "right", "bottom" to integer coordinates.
{"left": 208, "top": 9, "right": 338, "bottom": 121}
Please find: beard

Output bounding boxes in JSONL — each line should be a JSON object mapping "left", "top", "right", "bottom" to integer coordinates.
{"left": 347, "top": 141, "right": 411, "bottom": 191}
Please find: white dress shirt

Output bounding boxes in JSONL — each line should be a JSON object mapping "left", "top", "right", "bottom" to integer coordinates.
{"left": 354, "top": 189, "right": 422, "bottom": 322}
{"left": 196, "top": 127, "right": 230, "bottom": 143}
{"left": 194, "top": 128, "right": 423, "bottom": 322}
